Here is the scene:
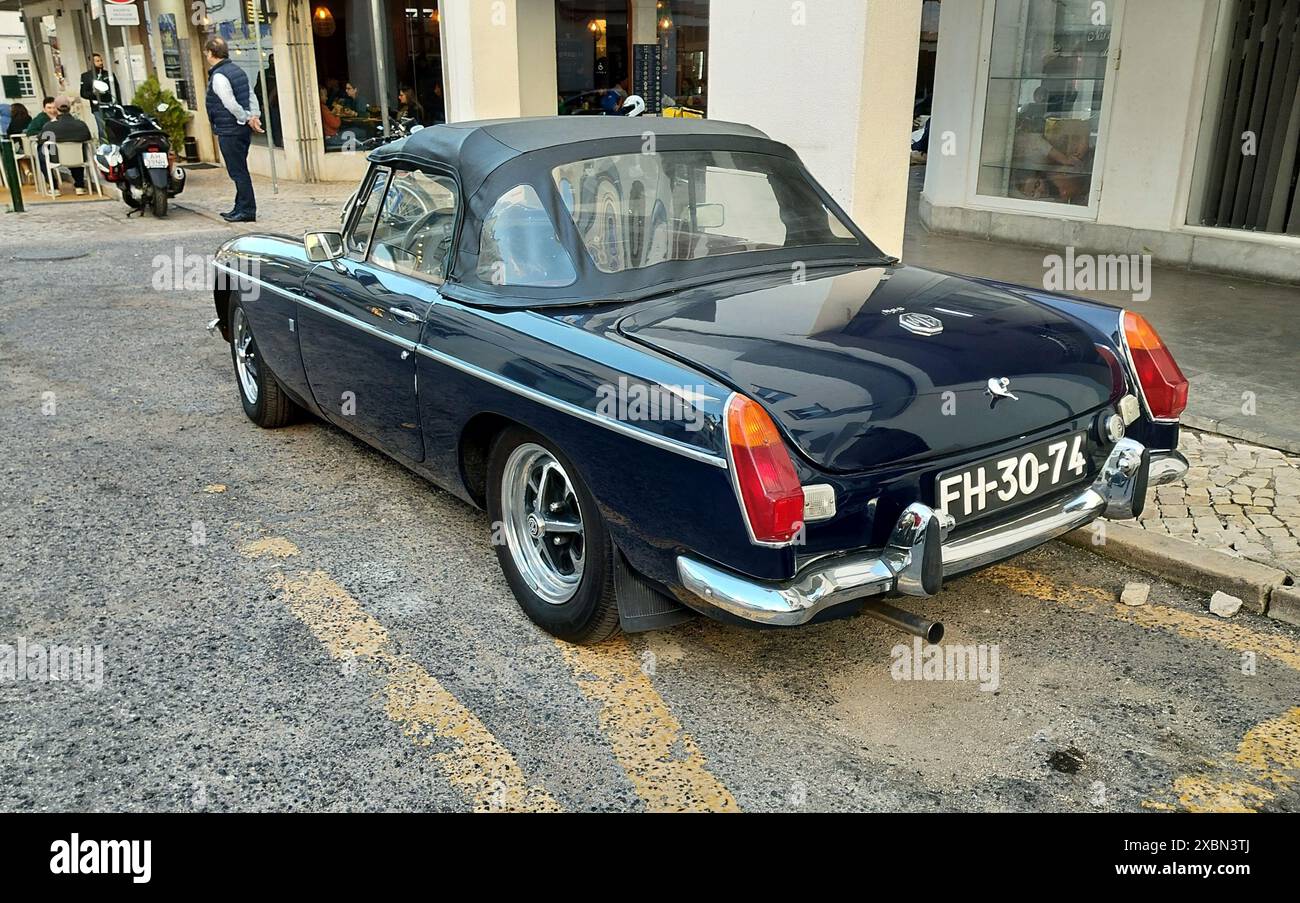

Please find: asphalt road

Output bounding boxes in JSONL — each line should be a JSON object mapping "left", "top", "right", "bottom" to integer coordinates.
{"left": 2, "top": 214, "right": 1299, "bottom": 813}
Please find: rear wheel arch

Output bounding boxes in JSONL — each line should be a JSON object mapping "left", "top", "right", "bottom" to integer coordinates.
{"left": 458, "top": 412, "right": 515, "bottom": 508}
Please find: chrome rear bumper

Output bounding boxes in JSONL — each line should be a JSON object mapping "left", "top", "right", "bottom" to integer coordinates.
{"left": 676, "top": 440, "right": 1187, "bottom": 627}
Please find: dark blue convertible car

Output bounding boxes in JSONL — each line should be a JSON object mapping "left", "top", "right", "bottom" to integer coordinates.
{"left": 211, "top": 117, "right": 1189, "bottom": 644}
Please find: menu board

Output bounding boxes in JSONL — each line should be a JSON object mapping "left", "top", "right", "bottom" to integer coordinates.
{"left": 632, "top": 44, "right": 662, "bottom": 114}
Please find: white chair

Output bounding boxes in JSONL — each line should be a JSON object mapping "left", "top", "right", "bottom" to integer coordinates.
{"left": 40, "top": 140, "right": 102, "bottom": 197}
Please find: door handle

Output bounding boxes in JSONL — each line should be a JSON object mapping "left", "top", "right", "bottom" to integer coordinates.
{"left": 389, "top": 307, "right": 421, "bottom": 323}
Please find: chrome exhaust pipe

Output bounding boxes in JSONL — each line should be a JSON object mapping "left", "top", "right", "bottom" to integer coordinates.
{"left": 862, "top": 601, "right": 944, "bottom": 644}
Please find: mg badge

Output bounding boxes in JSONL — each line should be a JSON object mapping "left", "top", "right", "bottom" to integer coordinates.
{"left": 898, "top": 312, "right": 943, "bottom": 336}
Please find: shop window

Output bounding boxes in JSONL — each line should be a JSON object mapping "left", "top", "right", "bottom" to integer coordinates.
{"left": 975, "top": 0, "right": 1113, "bottom": 206}
{"left": 656, "top": 0, "right": 709, "bottom": 116}
{"left": 312, "top": 1, "right": 444, "bottom": 152}
{"left": 206, "top": 2, "right": 282, "bottom": 148}
{"left": 556, "top": 0, "right": 630, "bottom": 114}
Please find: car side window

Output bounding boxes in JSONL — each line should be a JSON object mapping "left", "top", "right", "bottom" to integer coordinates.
{"left": 368, "top": 169, "right": 460, "bottom": 284}
{"left": 346, "top": 167, "right": 391, "bottom": 257}
{"left": 476, "top": 184, "right": 577, "bottom": 287}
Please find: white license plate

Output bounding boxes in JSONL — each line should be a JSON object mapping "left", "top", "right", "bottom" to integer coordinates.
{"left": 936, "top": 432, "right": 1089, "bottom": 525}
{"left": 143, "top": 152, "right": 168, "bottom": 168}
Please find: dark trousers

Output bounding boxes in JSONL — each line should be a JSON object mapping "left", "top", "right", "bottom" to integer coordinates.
{"left": 217, "top": 130, "right": 256, "bottom": 217}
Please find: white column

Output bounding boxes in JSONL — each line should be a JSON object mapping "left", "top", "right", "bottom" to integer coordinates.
{"left": 440, "top": 0, "right": 557, "bottom": 122}
{"left": 708, "top": 0, "right": 921, "bottom": 257}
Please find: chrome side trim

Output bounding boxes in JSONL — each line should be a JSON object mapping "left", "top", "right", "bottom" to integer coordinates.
{"left": 213, "top": 262, "right": 725, "bottom": 469}
{"left": 414, "top": 343, "right": 728, "bottom": 469}
{"left": 213, "top": 262, "right": 416, "bottom": 353}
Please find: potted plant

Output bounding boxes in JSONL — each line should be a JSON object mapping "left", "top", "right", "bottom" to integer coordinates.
{"left": 132, "top": 77, "right": 192, "bottom": 158}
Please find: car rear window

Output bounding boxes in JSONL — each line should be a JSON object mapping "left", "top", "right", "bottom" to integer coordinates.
{"left": 551, "top": 150, "right": 857, "bottom": 274}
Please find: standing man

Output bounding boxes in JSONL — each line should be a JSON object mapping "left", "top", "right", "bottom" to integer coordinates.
{"left": 204, "top": 37, "right": 264, "bottom": 223}
{"left": 79, "top": 53, "right": 120, "bottom": 141}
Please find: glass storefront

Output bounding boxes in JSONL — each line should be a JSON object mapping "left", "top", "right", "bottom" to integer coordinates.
{"left": 975, "top": 0, "right": 1112, "bottom": 206}
{"left": 657, "top": 0, "right": 708, "bottom": 114}
{"left": 555, "top": 0, "right": 631, "bottom": 114}
{"left": 310, "top": 1, "right": 445, "bottom": 152}
{"left": 205, "top": 1, "right": 282, "bottom": 148}
{"left": 555, "top": 0, "right": 708, "bottom": 117}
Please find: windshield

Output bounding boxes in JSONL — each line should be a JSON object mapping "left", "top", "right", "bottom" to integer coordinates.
{"left": 551, "top": 150, "right": 860, "bottom": 274}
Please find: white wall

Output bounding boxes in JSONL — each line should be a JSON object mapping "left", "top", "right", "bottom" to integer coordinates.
{"left": 1095, "top": 0, "right": 1218, "bottom": 231}
{"left": 708, "top": 0, "right": 921, "bottom": 257}
{"left": 0, "top": 11, "right": 34, "bottom": 102}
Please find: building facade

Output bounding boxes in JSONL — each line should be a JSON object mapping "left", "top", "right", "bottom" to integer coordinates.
{"left": 923, "top": 0, "right": 1300, "bottom": 285}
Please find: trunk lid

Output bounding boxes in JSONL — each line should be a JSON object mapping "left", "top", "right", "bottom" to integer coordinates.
{"left": 617, "top": 265, "right": 1116, "bottom": 473}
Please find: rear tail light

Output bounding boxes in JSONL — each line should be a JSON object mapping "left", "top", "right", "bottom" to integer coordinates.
{"left": 1122, "top": 311, "right": 1188, "bottom": 420}
{"left": 725, "top": 394, "right": 804, "bottom": 545}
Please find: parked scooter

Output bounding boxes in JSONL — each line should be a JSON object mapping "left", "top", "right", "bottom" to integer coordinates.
{"left": 91, "top": 79, "right": 186, "bottom": 218}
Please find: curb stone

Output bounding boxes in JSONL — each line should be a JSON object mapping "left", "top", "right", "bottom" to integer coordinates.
{"left": 1059, "top": 521, "right": 1291, "bottom": 616}
{"left": 1269, "top": 585, "right": 1300, "bottom": 628}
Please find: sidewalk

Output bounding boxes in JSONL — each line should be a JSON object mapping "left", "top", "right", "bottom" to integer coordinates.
{"left": 904, "top": 168, "right": 1300, "bottom": 455}
{"left": 1138, "top": 429, "right": 1300, "bottom": 578}
{"left": 173, "top": 166, "right": 355, "bottom": 236}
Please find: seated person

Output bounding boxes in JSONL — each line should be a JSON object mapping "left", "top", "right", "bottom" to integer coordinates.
{"left": 25, "top": 97, "right": 57, "bottom": 137}
{"left": 319, "top": 87, "right": 341, "bottom": 139}
{"left": 37, "top": 100, "right": 93, "bottom": 195}
{"left": 336, "top": 82, "right": 366, "bottom": 118}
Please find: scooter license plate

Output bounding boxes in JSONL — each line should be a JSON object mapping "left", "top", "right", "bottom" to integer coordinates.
{"left": 144, "top": 152, "right": 168, "bottom": 168}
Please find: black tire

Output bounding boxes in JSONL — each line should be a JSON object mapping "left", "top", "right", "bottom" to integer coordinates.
{"left": 229, "top": 298, "right": 298, "bottom": 428}
{"left": 487, "top": 426, "right": 620, "bottom": 644}
{"left": 151, "top": 188, "right": 168, "bottom": 218}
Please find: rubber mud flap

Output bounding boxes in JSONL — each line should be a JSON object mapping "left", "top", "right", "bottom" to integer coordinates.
{"left": 921, "top": 518, "right": 943, "bottom": 596}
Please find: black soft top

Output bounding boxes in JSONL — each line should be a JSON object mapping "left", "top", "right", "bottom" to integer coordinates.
{"left": 366, "top": 117, "right": 888, "bottom": 307}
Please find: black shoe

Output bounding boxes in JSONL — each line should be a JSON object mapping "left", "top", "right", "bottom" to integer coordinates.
{"left": 223, "top": 212, "right": 256, "bottom": 223}
{"left": 220, "top": 211, "right": 239, "bottom": 221}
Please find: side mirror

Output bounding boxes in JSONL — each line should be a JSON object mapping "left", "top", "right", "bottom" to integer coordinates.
{"left": 157, "top": 103, "right": 169, "bottom": 113}
{"left": 304, "top": 231, "right": 345, "bottom": 262}
{"left": 695, "top": 203, "right": 726, "bottom": 230}
{"left": 92, "top": 79, "right": 110, "bottom": 94}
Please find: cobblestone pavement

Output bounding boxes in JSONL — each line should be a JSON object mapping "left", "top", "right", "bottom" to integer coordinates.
{"left": 0, "top": 166, "right": 354, "bottom": 244}
{"left": 1137, "top": 429, "right": 1300, "bottom": 577}
{"left": 172, "top": 167, "right": 354, "bottom": 235}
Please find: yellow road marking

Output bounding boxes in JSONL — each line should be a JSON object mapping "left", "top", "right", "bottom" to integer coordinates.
{"left": 980, "top": 564, "right": 1300, "bottom": 671}
{"left": 556, "top": 635, "right": 739, "bottom": 812}
{"left": 1170, "top": 708, "right": 1300, "bottom": 812}
{"left": 274, "top": 569, "right": 561, "bottom": 812}
{"left": 979, "top": 564, "right": 1300, "bottom": 811}
{"left": 243, "top": 533, "right": 560, "bottom": 811}
{"left": 240, "top": 537, "right": 301, "bottom": 559}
